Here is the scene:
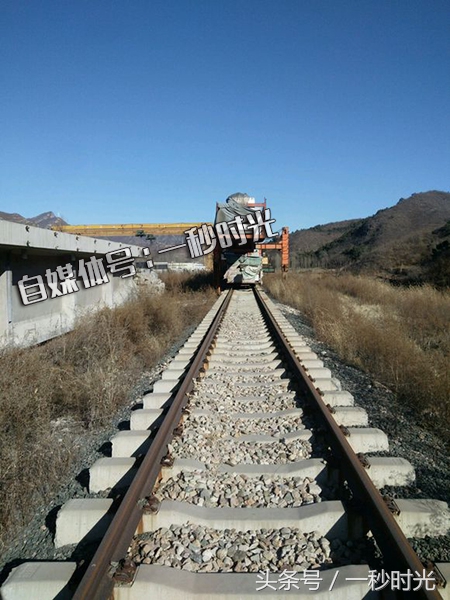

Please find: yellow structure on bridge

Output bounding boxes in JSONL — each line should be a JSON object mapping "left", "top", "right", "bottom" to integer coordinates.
{"left": 51, "top": 223, "right": 206, "bottom": 237}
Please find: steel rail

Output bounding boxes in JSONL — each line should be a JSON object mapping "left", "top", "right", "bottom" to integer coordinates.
{"left": 73, "top": 289, "right": 233, "bottom": 600}
{"left": 254, "top": 286, "right": 442, "bottom": 600}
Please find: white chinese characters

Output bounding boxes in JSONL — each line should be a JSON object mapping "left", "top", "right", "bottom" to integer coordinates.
{"left": 18, "top": 247, "right": 146, "bottom": 306}
{"left": 158, "top": 209, "right": 277, "bottom": 258}
{"left": 255, "top": 568, "right": 437, "bottom": 593}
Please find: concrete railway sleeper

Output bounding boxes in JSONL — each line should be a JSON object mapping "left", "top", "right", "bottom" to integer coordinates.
{"left": 2, "top": 288, "right": 450, "bottom": 599}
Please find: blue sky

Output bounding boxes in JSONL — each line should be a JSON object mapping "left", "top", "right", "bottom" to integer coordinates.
{"left": 1, "top": 0, "right": 449, "bottom": 232}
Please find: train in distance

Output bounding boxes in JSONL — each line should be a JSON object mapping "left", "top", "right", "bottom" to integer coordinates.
{"left": 212, "top": 192, "right": 289, "bottom": 289}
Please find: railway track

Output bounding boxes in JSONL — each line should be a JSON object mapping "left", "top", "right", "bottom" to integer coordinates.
{"left": 2, "top": 287, "right": 450, "bottom": 599}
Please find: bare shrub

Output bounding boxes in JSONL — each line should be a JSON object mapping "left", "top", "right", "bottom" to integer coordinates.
{"left": 0, "top": 279, "right": 216, "bottom": 553}
{"left": 265, "top": 273, "right": 450, "bottom": 434}
{"left": 159, "top": 270, "right": 214, "bottom": 293}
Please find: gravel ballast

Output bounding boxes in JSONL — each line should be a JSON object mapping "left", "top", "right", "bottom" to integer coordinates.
{"left": 130, "top": 524, "right": 372, "bottom": 573}
{"left": 155, "top": 471, "right": 323, "bottom": 508}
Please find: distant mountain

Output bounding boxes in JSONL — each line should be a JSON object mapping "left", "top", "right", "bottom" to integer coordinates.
{"left": 0, "top": 211, "right": 30, "bottom": 225}
{"left": 291, "top": 191, "right": 450, "bottom": 284}
{"left": 31, "top": 211, "right": 68, "bottom": 229}
{"left": 0, "top": 210, "right": 67, "bottom": 229}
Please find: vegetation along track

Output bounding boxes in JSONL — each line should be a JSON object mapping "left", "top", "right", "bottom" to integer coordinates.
{"left": 2, "top": 288, "right": 450, "bottom": 599}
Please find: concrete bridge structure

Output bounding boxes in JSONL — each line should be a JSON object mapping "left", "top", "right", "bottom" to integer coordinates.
{"left": 0, "top": 220, "right": 144, "bottom": 348}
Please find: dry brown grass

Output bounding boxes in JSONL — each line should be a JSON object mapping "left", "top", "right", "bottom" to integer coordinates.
{"left": 0, "top": 274, "right": 216, "bottom": 553}
{"left": 265, "top": 272, "right": 450, "bottom": 434}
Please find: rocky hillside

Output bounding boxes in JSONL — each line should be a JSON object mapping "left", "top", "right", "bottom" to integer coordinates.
{"left": 290, "top": 219, "right": 360, "bottom": 254}
{"left": 291, "top": 191, "right": 450, "bottom": 285}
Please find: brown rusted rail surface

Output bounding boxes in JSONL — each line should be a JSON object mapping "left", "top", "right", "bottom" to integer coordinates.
{"left": 72, "top": 289, "right": 233, "bottom": 600}
{"left": 253, "top": 286, "right": 442, "bottom": 600}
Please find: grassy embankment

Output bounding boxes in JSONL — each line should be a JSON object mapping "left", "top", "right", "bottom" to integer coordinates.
{"left": 265, "top": 272, "right": 450, "bottom": 439}
{"left": 0, "top": 272, "right": 216, "bottom": 554}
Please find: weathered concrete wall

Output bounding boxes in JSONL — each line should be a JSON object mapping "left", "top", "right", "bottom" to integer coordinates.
{"left": 0, "top": 221, "right": 144, "bottom": 348}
